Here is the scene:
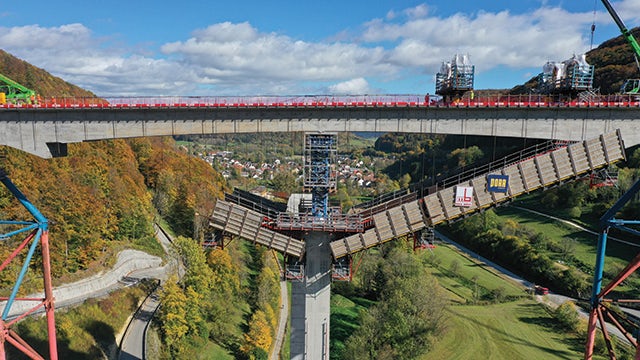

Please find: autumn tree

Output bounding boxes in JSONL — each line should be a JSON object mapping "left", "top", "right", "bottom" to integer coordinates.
{"left": 243, "top": 310, "right": 273, "bottom": 355}
{"left": 159, "top": 277, "right": 189, "bottom": 355}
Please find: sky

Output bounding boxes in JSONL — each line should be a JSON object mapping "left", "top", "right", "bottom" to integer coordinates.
{"left": 1, "top": 0, "right": 640, "bottom": 97}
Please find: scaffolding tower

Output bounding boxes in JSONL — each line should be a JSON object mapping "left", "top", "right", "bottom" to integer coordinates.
{"left": 304, "top": 133, "right": 337, "bottom": 219}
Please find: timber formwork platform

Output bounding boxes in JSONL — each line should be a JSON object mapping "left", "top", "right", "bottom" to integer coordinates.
{"left": 330, "top": 130, "right": 626, "bottom": 258}
{"left": 210, "top": 201, "right": 305, "bottom": 258}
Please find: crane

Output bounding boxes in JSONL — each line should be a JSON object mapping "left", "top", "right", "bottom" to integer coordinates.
{"left": 0, "top": 73, "right": 36, "bottom": 105}
{"left": 600, "top": 0, "right": 640, "bottom": 94}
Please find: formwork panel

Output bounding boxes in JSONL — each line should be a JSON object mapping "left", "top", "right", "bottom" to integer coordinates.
{"left": 255, "top": 227, "right": 305, "bottom": 257}
{"left": 438, "top": 187, "right": 465, "bottom": 222}
{"left": 602, "top": 131, "right": 625, "bottom": 162}
{"left": 535, "top": 153, "right": 557, "bottom": 186}
{"left": 362, "top": 229, "right": 381, "bottom": 247}
{"left": 346, "top": 234, "right": 365, "bottom": 252}
{"left": 471, "top": 177, "right": 493, "bottom": 208}
{"left": 551, "top": 148, "right": 574, "bottom": 180}
{"left": 387, "top": 208, "right": 408, "bottom": 235}
{"left": 422, "top": 194, "right": 444, "bottom": 225}
{"left": 568, "top": 144, "right": 590, "bottom": 174}
{"left": 503, "top": 164, "right": 526, "bottom": 196}
{"left": 403, "top": 202, "right": 426, "bottom": 231}
{"left": 330, "top": 241, "right": 348, "bottom": 258}
{"left": 519, "top": 158, "right": 541, "bottom": 191}
{"left": 585, "top": 138, "right": 606, "bottom": 167}
{"left": 373, "top": 212, "right": 394, "bottom": 241}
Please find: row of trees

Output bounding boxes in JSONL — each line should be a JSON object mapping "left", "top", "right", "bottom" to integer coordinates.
{"left": 158, "top": 236, "right": 282, "bottom": 359}
{"left": 449, "top": 210, "right": 591, "bottom": 298}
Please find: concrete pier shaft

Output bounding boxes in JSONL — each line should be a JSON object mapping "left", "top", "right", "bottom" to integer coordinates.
{"left": 290, "top": 231, "right": 332, "bottom": 360}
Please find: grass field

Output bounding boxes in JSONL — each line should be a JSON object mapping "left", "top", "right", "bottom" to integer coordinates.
{"left": 330, "top": 239, "right": 612, "bottom": 360}
{"left": 495, "top": 206, "right": 633, "bottom": 269}
{"left": 421, "top": 300, "right": 606, "bottom": 360}
{"left": 419, "top": 244, "right": 602, "bottom": 359}
{"left": 423, "top": 244, "right": 526, "bottom": 303}
{"left": 494, "top": 205, "right": 640, "bottom": 297}
{"left": 330, "top": 294, "right": 375, "bottom": 358}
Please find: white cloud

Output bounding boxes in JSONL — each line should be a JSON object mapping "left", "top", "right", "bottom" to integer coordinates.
{"left": 0, "top": 4, "right": 612, "bottom": 96}
{"left": 616, "top": 0, "right": 640, "bottom": 23}
{"left": 161, "top": 22, "right": 395, "bottom": 85}
{"left": 328, "top": 78, "right": 371, "bottom": 94}
{"left": 362, "top": 5, "right": 594, "bottom": 74}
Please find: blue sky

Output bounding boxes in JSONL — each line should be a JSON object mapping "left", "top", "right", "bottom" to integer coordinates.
{"left": 1, "top": 0, "right": 639, "bottom": 96}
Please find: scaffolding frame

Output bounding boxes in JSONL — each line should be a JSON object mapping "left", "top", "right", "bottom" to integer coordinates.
{"left": 304, "top": 133, "right": 337, "bottom": 219}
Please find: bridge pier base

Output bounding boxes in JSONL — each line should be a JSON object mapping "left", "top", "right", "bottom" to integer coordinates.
{"left": 290, "top": 231, "right": 331, "bottom": 360}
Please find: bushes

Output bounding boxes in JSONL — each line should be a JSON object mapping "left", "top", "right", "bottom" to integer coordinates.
{"left": 553, "top": 302, "right": 580, "bottom": 332}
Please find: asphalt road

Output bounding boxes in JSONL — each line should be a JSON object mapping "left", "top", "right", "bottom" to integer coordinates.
{"left": 119, "top": 292, "right": 160, "bottom": 360}
{"left": 118, "top": 224, "right": 176, "bottom": 360}
{"left": 270, "top": 280, "right": 289, "bottom": 360}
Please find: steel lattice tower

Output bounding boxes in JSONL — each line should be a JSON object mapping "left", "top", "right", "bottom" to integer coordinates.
{"left": 0, "top": 168, "right": 57, "bottom": 360}
{"left": 304, "top": 134, "right": 337, "bottom": 218}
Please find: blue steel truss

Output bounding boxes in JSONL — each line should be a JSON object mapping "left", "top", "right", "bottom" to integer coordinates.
{"left": 303, "top": 133, "right": 337, "bottom": 219}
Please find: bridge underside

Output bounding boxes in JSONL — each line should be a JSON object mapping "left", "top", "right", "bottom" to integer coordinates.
{"left": 1, "top": 106, "right": 638, "bottom": 158}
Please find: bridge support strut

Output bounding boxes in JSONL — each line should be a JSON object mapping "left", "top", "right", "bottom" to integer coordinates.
{"left": 585, "top": 178, "right": 640, "bottom": 360}
{"left": 0, "top": 169, "right": 57, "bottom": 360}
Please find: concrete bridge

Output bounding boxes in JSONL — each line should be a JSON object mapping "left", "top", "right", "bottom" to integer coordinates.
{"left": 1, "top": 99, "right": 639, "bottom": 158}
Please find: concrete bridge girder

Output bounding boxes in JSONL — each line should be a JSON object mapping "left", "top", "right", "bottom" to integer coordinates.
{"left": 0, "top": 106, "right": 638, "bottom": 158}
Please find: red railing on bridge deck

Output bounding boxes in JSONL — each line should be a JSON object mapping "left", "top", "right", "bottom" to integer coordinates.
{"left": 2, "top": 94, "right": 640, "bottom": 109}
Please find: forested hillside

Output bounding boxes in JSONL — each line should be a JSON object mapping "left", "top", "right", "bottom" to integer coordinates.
{"left": 0, "top": 50, "right": 96, "bottom": 98}
{"left": 0, "top": 136, "right": 226, "bottom": 287}
{"left": 0, "top": 50, "right": 227, "bottom": 281}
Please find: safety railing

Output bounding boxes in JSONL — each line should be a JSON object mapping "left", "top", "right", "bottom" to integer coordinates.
{"left": 354, "top": 138, "right": 575, "bottom": 217}
{"left": 2, "top": 94, "right": 640, "bottom": 109}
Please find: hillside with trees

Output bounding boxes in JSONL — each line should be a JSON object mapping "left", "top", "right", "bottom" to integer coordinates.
{"left": 0, "top": 50, "right": 96, "bottom": 98}
{"left": 0, "top": 50, "right": 291, "bottom": 359}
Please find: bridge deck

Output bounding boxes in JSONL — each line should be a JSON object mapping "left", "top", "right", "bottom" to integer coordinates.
{"left": 329, "top": 130, "right": 626, "bottom": 258}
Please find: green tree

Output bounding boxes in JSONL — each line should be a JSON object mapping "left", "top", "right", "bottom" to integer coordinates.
{"left": 243, "top": 310, "right": 273, "bottom": 355}
{"left": 271, "top": 170, "right": 298, "bottom": 194}
{"left": 343, "top": 249, "right": 446, "bottom": 359}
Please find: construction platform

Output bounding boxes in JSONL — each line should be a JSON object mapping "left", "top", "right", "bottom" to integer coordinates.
{"left": 330, "top": 130, "right": 626, "bottom": 258}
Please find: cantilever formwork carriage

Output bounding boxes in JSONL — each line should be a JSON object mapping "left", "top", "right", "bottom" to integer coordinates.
{"left": 436, "top": 54, "right": 475, "bottom": 100}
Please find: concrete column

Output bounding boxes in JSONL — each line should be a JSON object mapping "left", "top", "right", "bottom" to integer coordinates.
{"left": 290, "top": 231, "right": 332, "bottom": 360}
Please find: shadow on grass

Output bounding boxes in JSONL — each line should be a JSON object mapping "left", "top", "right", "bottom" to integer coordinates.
{"left": 8, "top": 329, "right": 99, "bottom": 360}
{"left": 86, "top": 320, "right": 116, "bottom": 357}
